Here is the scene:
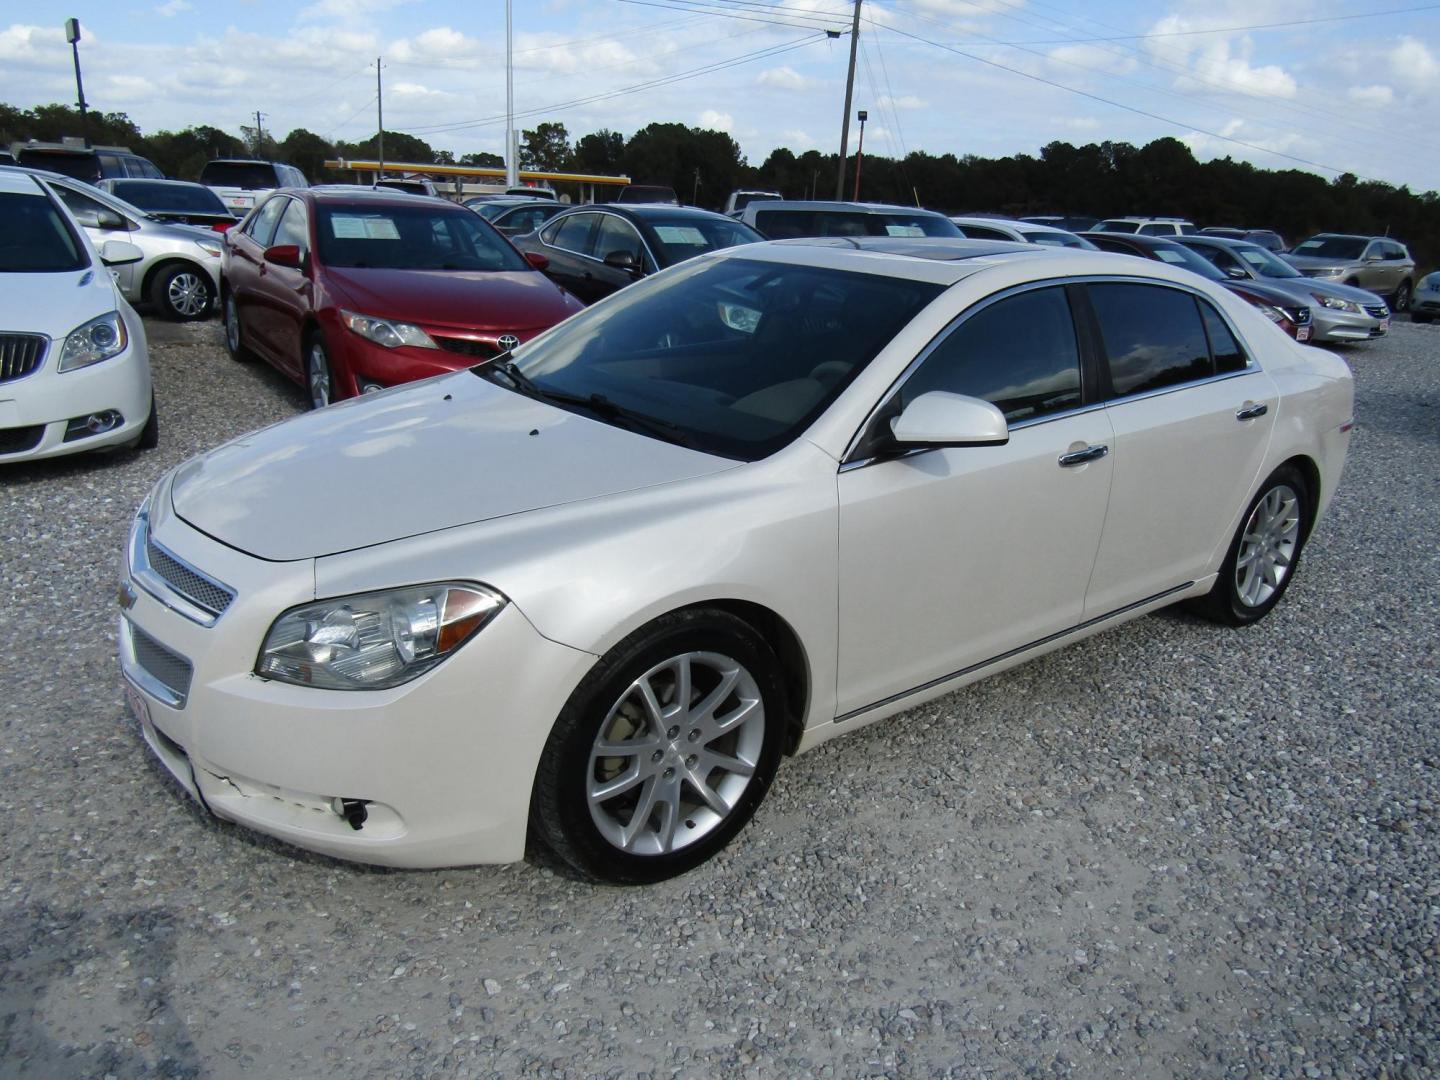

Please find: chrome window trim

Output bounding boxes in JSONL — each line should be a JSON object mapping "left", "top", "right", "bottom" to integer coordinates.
{"left": 126, "top": 509, "right": 236, "bottom": 627}
{"left": 538, "top": 210, "right": 603, "bottom": 258}
{"left": 839, "top": 274, "right": 1261, "bottom": 470}
{"left": 542, "top": 210, "right": 659, "bottom": 273}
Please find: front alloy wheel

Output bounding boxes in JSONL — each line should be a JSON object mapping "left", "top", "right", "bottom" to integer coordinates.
{"left": 531, "top": 609, "right": 785, "bottom": 883}
{"left": 223, "top": 292, "right": 252, "bottom": 361}
{"left": 306, "top": 337, "right": 333, "bottom": 409}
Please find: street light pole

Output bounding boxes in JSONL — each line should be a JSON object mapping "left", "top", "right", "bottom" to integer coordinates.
{"left": 64, "top": 18, "right": 89, "bottom": 149}
{"left": 833, "top": 0, "right": 862, "bottom": 200}
{"left": 853, "top": 110, "right": 867, "bottom": 201}
{"left": 505, "top": 0, "right": 518, "bottom": 187}
{"left": 376, "top": 57, "right": 385, "bottom": 180}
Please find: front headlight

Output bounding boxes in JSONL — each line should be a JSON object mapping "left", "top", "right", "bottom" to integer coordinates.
{"left": 1314, "top": 295, "right": 1362, "bottom": 314}
{"left": 341, "top": 309, "right": 438, "bottom": 350}
{"left": 58, "top": 311, "right": 128, "bottom": 372}
{"left": 257, "top": 583, "right": 506, "bottom": 690}
{"left": 194, "top": 239, "right": 223, "bottom": 258}
{"left": 1312, "top": 267, "right": 1346, "bottom": 278}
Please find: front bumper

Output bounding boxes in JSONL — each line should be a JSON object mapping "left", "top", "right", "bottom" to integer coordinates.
{"left": 1412, "top": 288, "right": 1440, "bottom": 318}
{"left": 328, "top": 321, "right": 551, "bottom": 398}
{"left": 117, "top": 496, "right": 596, "bottom": 867}
{"left": 1309, "top": 305, "right": 1389, "bottom": 342}
{"left": 0, "top": 314, "right": 152, "bottom": 462}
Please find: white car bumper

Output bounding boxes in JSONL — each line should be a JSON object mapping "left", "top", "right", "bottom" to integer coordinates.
{"left": 117, "top": 496, "right": 597, "bottom": 868}
{"left": 0, "top": 310, "right": 152, "bottom": 462}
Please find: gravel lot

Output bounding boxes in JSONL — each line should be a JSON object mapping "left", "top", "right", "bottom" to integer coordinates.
{"left": 2, "top": 314, "right": 1437, "bottom": 1079}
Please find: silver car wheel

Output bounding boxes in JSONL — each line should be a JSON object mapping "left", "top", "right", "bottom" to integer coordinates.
{"left": 587, "top": 650, "right": 765, "bottom": 856}
{"left": 1235, "top": 483, "right": 1300, "bottom": 608}
{"left": 167, "top": 272, "right": 208, "bottom": 317}
{"left": 308, "top": 341, "right": 331, "bottom": 409}
{"left": 224, "top": 295, "right": 242, "bottom": 351}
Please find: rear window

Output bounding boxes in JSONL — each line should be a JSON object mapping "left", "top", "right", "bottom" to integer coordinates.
{"left": 1095, "top": 220, "right": 1140, "bottom": 234}
{"left": 752, "top": 209, "right": 959, "bottom": 239}
{"left": 0, "top": 191, "right": 88, "bottom": 272}
{"left": 110, "top": 181, "right": 227, "bottom": 213}
{"left": 17, "top": 150, "right": 100, "bottom": 183}
{"left": 199, "top": 162, "right": 281, "bottom": 190}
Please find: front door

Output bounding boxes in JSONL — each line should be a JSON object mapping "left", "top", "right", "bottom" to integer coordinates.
{"left": 836, "top": 284, "right": 1114, "bottom": 716}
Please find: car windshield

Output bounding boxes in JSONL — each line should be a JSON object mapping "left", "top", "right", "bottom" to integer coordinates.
{"left": 497, "top": 256, "right": 943, "bottom": 460}
{"left": 316, "top": 203, "right": 530, "bottom": 271}
{"left": 0, "top": 191, "right": 88, "bottom": 272}
{"left": 1293, "top": 236, "right": 1366, "bottom": 259}
{"left": 200, "top": 162, "right": 280, "bottom": 190}
{"left": 17, "top": 151, "right": 99, "bottom": 182}
{"left": 1148, "top": 242, "right": 1227, "bottom": 281}
{"left": 1234, "top": 244, "right": 1302, "bottom": 278}
{"left": 111, "top": 181, "right": 227, "bottom": 213}
{"left": 645, "top": 215, "right": 763, "bottom": 266}
{"left": 473, "top": 201, "right": 526, "bottom": 220}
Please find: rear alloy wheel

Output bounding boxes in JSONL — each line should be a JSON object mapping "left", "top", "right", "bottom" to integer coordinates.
{"left": 151, "top": 264, "right": 213, "bottom": 321}
{"left": 306, "top": 335, "right": 334, "bottom": 410}
{"left": 1192, "top": 465, "right": 1309, "bottom": 626}
{"left": 1392, "top": 281, "right": 1411, "bottom": 313}
{"left": 530, "top": 610, "right": 785, "bottom": 883}
{"left": 223, "top": 292, "right": 253, "bottom": 361}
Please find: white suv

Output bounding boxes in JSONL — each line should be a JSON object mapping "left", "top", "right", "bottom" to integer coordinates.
{"left": 0, "top": 170, "right": 156, "bottom": 461}
{"left": 1093, "top": 216, "right": 1197, "bottom": 237}
{"left": 198, "top": 159, "right": 308, "bottom": 218}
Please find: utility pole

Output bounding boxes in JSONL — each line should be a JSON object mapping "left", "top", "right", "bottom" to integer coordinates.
{"left": 376, "top": 57, "right": 385, "bottom": 180}
{"left": 853, "top": 109, "right": 867, "bottom": 200}
{"left": 505, "top": 0, "right": 518, "bottom": 187}
{"left": 834, "top": 0, "right": 862, "bottom": 200}
{"left": 253, "top": 110, "right": 266, "bottom": 150}
{"left": 64, "top": 18, "right": 89, "bottom": 148}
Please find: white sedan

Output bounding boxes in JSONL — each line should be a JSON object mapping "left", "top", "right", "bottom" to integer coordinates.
{"left": 118, "top": 238, "right": 1353, "bottom": 882}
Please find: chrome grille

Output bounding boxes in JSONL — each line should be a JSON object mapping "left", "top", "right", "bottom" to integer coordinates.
{"left": 131, "top": 625, "right": 194, "bottom": 706}
{"left": 0, "top": 333, "right": 47, "bottom": 384}
{"left": 1365, "top": 304, "right": 1389, "bottom": 319}
{"left": 146, "top": 534, "right": 234, "bottom": 616}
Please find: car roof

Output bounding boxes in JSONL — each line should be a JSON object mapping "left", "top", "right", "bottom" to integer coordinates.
{"left": 1301, "top": 232, "right": 1377, "bottom": 242}
{"left": 1083, "top": 231, "right": 1182, "bottom": 248}
{"left": 206, "top": 158, "right": 286, "bottom": 166}
{"left": 1179, "top": 234, "right": 1253, "bottom": 249}
{"left": 107, "top": 177, "right": 204, "bottom": 186}
{"left": 565, "top": 203, "right": 738, "bottom": 223}
{"left": 749, "top": 200, "right": 949, "bottom": 217}
{"left": 302, "top": 186, "right": 456, "bottom": 209}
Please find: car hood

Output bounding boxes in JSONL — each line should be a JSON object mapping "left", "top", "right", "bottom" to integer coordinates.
{"left": 0, "top": 267, "right": 120, "bottom": 337}
{"left": 169, "top": 372, "right": 736, "bottom": 561}
{"left": 1258, "top": 275, "right": 1383, "bottom": 305}
{"left": 323, "top": 266, "right": 581, "bottom": 331}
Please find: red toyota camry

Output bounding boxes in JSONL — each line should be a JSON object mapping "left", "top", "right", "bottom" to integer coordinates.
{"left": 220, "top": 187, "right": 584, "bottom": 407}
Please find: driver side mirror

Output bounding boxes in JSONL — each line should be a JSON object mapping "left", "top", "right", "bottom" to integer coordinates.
{"left": 857, "top": 391, "right": 1010, "bottom": 461}
{"left": 603, "top": 249, "right": 643, "bottom": 276}
{"left": 99, "top": 240, "right": 144, "bottom": 267}
{"left": 1225, "top": 265, "right": 1248, "bottom": 279}
{"left": 264, "top": 244, "right": 304, "bottom": 270}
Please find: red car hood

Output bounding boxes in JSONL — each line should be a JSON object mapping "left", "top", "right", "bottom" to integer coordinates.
{"left": 323, "top": 266, "right": 581, "bottom": 331}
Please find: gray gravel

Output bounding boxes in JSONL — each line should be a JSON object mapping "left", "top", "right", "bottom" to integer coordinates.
{"left": 2, "top": 315, "right": 1437, "bottom": 1079}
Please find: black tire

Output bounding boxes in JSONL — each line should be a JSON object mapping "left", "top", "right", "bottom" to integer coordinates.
{"left": 304, "top": 332, "right": 334, "bottom": 410}
{"left": 1190, "top": 465, "right": 1309, "bottom": 627}
{"left": 1413, "top": 312, "right": 1433, "bottom": 324}
{"left": 136, "top": 393, "right": 159, "bottom": 450}
{"left": 529, "top": 609, "right": 786, "bottom": 884}
{"left": 222, "top": 289, "right": 253, "bottom": 362}
{"left": 150, "top": 263, "right": 214, "bottom": 321}
{"left": 1392, "top": 280, "right": 1412, "bottom": 313}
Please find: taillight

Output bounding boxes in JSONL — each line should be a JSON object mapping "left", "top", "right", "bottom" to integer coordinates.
{"left": 212, "top": 221, "right": 235, "bottom": 232}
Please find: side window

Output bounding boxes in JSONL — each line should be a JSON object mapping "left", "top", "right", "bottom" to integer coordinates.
{"left": 1139, "top": 222, "right": 1171, "bottom": 236}
{"left": 958, "top": 224, "right": 1011, "bottom": 241}
{"left": 1208, "top": 246, "right": 1245, "bottom": 274}
{"left": 98, "top": 153, "right": 123, "bottom": 177}
{"left": 1384, "top": 241, "right": 1406, "bottom": 261}
{"left": 595, "top": 215, "right": 643, "bottom": 262}
{"left": 901, "top": 286, "right": 1083, "bottom": 423}
{"left": 550, "top": 212, "right": 599, "bottom": 256}
{"left": 1198, "top": 301, "right": 1248, "bottom": 375}
{"left": 54, "top": 184, "right": 114, "bottom": 228}
{"left": 272, "top": 199, "right": 309, "bottom": 251}
{"left": 1363, "top": 242, "right": 1383, "bottom": 261}
{"left": 142, "top": 160, "right": 164, "bottom": 179}
{"left": 1089, "top": 283, "right": 1213, "bottom": 397}
{"left": 246, "top": 196, "right": 288, "bottom": 247}
{"left": 751, "top": 210, "right": 816, "bottom": 239}
{"left": 1179, "top": 223, "right": 1197, "bottom": 235}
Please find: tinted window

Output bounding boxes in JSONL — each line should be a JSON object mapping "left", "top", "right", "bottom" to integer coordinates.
{"left": 957, "top": 224, "right": 1012, "bottom": 241}
{"left": 1095, "top": 220, "right": 1140, "bottom": 233}
{"left": 17, "top": 150, "right": 100, "bottom": 182}
{"left": 1235, "top": 243, "right": 1301, "bottom": 278}
{"left": 111, "top": 181, "right": 227, "bottom": 213}
{"left": 901, "top": 286, "right": 1082, "bottom": 423}
{"left": 273, "top": 199, "right": 309, "bottom": 250}
{"left": 98, "top": 154, "right": 124, "bottom": 176}
{"left": 644, "top": 214, "right": 762, "bottom": 266}
{"left": 1090, "top": 283, "right": 1213, "bottom": 397}
{"left": 53, "top": 184, "right": 119, "bottom": 229}
{"left": 0, "top": 191, "right": 88, "bottom": 272}
{"left": 595, "top": 214, "right": 644, "bottom": 262}
{"left": 1179, "top": 223, "right": 1197, "bottom": 235}
{"left": 497, "top": 205, "right": 559, "bottom": 234}
{"left": 502, "top": 258, "right": 942, "bottom": 460}
{"left": 1199, "top": 302, "right": 1247, "bottom": 375}
{"left": 1139, "top": 223, "right": 1173, "bottom": 236}
{"left": 1293, "top": 236, "right": 1365, "bottom": 259}
{"left": 315, "top": 203, "right": 528, "bottom": 271}
{"left": 1148, "top": 241, "right": 1227, "bottom": 281}
{"left": 550, "top": 212, "right": 599, "bottom": 255}
{"left": 246, "top": 196, "right": 288, "bottom": 247}
{"left": 200, "top": 162, "right": 280, "bottom": 190}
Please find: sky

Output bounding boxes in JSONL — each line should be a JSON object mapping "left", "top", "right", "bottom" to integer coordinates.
{"left": 2, "top": 0, "right": 1439, "bottom": 190}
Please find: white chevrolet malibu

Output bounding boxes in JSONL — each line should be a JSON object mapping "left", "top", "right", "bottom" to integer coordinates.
{"left": 119, "top": 238, "right": 1353, "bottom": 882}
{"left": 1, "top": 170, "right": 156, "bottom": 461}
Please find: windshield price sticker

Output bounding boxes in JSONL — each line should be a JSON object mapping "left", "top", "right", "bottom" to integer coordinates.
{"left": 331, "top": 215, "right": 401, "bottom": 240}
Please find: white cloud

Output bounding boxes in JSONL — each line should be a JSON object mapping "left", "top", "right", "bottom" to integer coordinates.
{"left": 1047, "top": 44, "right": 1138, "bottom": 78}
{"left": 104, "top": 75, "right": 158, "bottom": 102}
{"left": 1390, "top": 37, "right": 1438, "bottom": 91}
{"left": 1145, "top": 14, "right": 1296, "bottom": 98}
{"left": 757, "top": 66, "right": 810, "bottom": 91}
{"left": 783, "top": 128, "right": 816, "bottom": 149}
{"left": 1182, "top": 118, "right": 1301, "bottom": 160}
{"left": 0, "top": 24, "right": 68, "bottom": 65}
{"left": 1057, "top": 116, "right": 1100, "bottom": 131}
{"left": 154, "top": 0, "right": 192, "bottom": 15}
{"left": 698, "top": 110, "right": 734, "bottom": 133}
{"left": 300, "top": 0, "right": 418, "bottom": 20}
{"left": 1347, "top": 84, "right": 1394, "bottom": 107}
{"left": 876, "top": 94, "right": 925, "bottom": 111}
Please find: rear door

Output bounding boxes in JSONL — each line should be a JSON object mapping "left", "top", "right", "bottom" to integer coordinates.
{"left": 588, "top": 213, "right": 651, "bottom": 300}
{"left": 253, "top": 198, "right": 312, "bottom": 374}
{"left": 1082, "top": 281, "right": 1277, "bottom": 616}
{"left": 538, "top": 212, "right": 601, "bottom": 301}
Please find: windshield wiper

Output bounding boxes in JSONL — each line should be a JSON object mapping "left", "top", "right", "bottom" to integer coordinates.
{"left": 482, "top": 353, "right": 541, "bottom": 395}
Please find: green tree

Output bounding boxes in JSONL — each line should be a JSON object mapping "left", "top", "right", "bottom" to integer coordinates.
{"left": 520, "top": 122, "right": 572, "bottom": 172}
{"left": 571, "top": 129, "right": 625, "bottom": 175}
{"left": 623, "top": 122, "right": 745, "bottom": 208}
{"left": 278, "top": 128, "right": 335, "bottom": 182}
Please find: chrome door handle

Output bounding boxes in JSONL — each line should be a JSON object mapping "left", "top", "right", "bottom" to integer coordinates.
{"left": 1058, "top": 444, "right": 1109, "bottom": 467}
{"left": 1236, "top": 403, "right": 1269, "bottom": 420}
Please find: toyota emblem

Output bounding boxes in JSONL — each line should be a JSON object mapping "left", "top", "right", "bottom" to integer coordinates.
{"left": 497, "top": 334, "right": 520, "bottom": 352}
